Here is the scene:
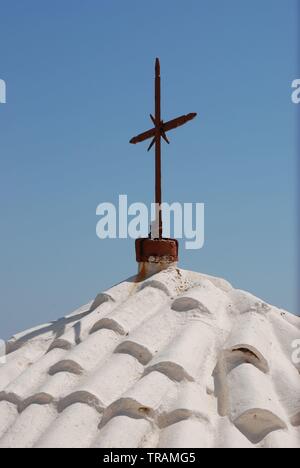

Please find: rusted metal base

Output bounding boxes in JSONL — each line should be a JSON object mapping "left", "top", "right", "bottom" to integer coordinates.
{"left": 135, "top": 238, "right": 179, "bottom": 263}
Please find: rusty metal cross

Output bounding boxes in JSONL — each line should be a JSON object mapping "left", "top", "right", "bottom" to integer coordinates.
{"left": 130, "top": 58, "right": 197, "bottom": 239}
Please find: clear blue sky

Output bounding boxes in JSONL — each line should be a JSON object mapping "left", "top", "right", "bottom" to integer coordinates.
{"left": 0, "top": 0, "right": 299, "bottom": 339}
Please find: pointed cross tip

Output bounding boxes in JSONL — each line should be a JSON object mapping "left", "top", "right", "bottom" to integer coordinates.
{"left": 155, "top": 57, "right": 160, "bottom": 74}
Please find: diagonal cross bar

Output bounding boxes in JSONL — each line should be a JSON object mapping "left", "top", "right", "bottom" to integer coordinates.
{"left": 130, "top": 58, "right": 197, "bottom": 239}
{"left": 129, "top": 112, "right": 197, "bottom": 145}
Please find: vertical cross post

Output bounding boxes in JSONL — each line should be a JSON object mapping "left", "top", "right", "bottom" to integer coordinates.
{"left": 155, "top": 58, "right": 162, "bottom": 239}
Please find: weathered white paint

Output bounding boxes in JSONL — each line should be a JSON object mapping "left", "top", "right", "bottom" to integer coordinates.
{"left": 0, "top": 267, "right": 299, "bottom": 448}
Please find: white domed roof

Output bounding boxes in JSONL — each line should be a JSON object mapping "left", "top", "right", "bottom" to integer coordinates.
{"left": 0, "top": 267, "right": 299, "bottom": 448}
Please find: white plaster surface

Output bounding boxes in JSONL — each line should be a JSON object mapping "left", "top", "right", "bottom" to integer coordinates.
{"left": 0, "top": 267, "right": 299, "bottom": 448}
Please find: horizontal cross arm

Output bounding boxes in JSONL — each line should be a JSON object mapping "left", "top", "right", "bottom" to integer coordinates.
{"left": 162, "top": 113, "right": 197, "bottom": 132}
{"left": 129, "top": 112, "right": 197, "bottom": 145}
{"left": 129, "top": 127, "right": 156, "bottom": 144}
